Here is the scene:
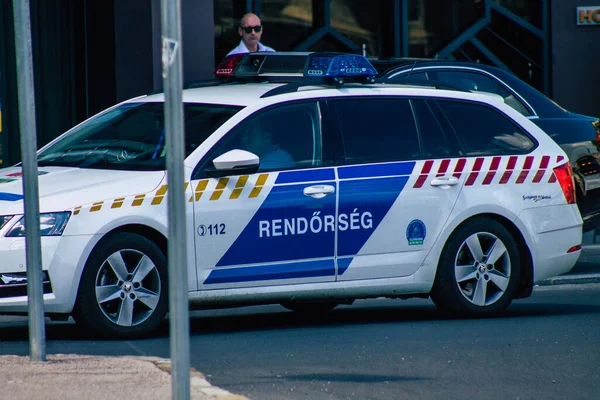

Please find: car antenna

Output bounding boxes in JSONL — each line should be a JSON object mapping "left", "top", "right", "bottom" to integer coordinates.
{"left": 405, "top": 59, "right": 418, "bottom": 80}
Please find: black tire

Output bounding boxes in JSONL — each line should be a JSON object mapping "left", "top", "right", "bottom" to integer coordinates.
{"left": 73, "top": 232, "right": 168, "bottom": 339}
{"left": 430, "top": 217, "right": 521, "bottom": 316}
{"left": 280, "top": 301, "right": 339, "bottom": 314}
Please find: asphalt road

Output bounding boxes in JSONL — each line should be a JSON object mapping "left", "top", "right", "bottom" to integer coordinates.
{"left": 1, "top": 283, "right": 599, "bottom": 400}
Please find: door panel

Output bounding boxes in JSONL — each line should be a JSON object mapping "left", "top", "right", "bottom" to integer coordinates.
{"left": 194, "top": 169, "right": 337, "bottom": 289}
{"left": 329, "top": 97, "right": 464, "bottom": 280}
{"left": 193, "top": 101, "right": 337, "bottom": 289}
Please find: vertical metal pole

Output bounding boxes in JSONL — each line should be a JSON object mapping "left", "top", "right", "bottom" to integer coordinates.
{"left": 160, "top": 0, "right": 190, "bottom": 399}
{"left": 542, "top": 0, "right": 550, "bottom": 96}
{"left": 393, "top": 0, "right": 401, "bottom": 57}
{"left": 12, "top": 0, "right": 46, "bottom": 362}
{"left": 400, "top": 0, "right": 409, "bottom": 56}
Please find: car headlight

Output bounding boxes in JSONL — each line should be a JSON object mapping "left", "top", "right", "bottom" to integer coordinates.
{"left": 5, "top": 212, "right": 71, "bottom": 237}
{"left": 0, "top": 215, "right": 13, "bottom": 230}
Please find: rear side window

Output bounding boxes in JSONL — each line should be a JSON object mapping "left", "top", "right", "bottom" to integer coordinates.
{"left": 332, "top": 98, "right": 420, "bottom": 164}
{"left": 412, "top": 99, "right": 462, "bottom": 158}
{"left": 436, "top": 100, "right": 536, "bottom": 156}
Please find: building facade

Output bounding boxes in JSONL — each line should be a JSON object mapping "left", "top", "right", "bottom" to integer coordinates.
{"left": 1, "top": 0, "right": 599, "bottom": 166}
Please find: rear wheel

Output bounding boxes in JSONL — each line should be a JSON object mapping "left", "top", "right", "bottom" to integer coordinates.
{"left": 73, "top": 233, "right": 168, "bottom": 339}
{"left": 430, "top": 217, "right": 520, "bottom": 316}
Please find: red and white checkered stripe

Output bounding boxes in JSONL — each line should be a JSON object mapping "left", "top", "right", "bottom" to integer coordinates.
{"left": 413, "top": 155, "right": 565, "bottom": 188}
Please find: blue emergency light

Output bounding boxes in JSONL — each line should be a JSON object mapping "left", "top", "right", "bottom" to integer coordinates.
{"left": 303, "top": 53, "right": 378, "bottom": 83}
{"left": 213, "top": 52, "right": 378, "bottom": 85}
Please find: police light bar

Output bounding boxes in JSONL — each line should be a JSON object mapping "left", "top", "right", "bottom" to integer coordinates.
{"left": 235, "top": 52, "right": 309, "bottom": 77}
{"left": 214, "top": 53, "right": 246, "bottom": 77}
{"left": 214, "top": 52, "right": 310, "bottom": 81}
{"left": 304, "top": 53, "right": 378, "bottom": 83}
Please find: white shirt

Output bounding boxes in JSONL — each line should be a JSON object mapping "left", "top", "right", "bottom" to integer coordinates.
{"left": 227, "top": 40, "right": 275, "bottom": 56}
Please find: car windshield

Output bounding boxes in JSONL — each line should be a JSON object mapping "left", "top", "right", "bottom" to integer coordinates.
{"left": 37, "top": 102, "right": 242, "bottom": 171}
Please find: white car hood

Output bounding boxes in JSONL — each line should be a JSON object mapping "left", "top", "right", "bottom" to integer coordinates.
{"left": 0, "top": 166, "right": 166, "bottom": 214}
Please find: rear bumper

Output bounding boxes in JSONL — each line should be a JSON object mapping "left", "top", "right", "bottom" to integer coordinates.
{"left": 517, "top": 205, "right": 583, "bottom": 282}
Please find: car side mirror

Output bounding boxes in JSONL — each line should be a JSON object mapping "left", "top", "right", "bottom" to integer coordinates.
{"left": 206, "top": 149, "right": 260, "bottom": 177}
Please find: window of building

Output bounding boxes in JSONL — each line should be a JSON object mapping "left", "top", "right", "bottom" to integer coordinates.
{"left": 408, "top": 0, "right": 485, "bottom": 57}
{"left": 332, "top": 98, "right": 420, "bottom": 165}
{"left": 260, "top": 0, "right": 314, "bottom": 52}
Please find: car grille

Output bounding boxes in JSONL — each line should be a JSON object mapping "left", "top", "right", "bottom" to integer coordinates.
{"left": 0, "top": 271, "right": 53, "bottom": 298}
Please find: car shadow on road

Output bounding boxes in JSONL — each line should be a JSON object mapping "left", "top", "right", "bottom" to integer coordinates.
{"left": 1, "top": 301, "right": 599, "bottom": 342}
{"left": 176, "top": 301, "right": 600, "bottom": 337}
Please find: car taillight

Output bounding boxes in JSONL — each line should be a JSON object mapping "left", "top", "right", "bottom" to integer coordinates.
{"left": 214, "top": 53, "right": 246, "bottom": 77}
{"left": 553, "top": 162, "right": 576, "bottom": 204}
{"left": 593, "top": 119, "right": 600, "bottom": 147}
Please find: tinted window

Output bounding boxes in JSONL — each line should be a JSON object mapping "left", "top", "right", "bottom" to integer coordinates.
{"left": 332, "top": 98, "right": 419, "bottom": 164}
{"left": 202, "top": 102, "right": 321, "bottom": 175}
{"left": 37, "top": 103, "right": 241, "bottom": 171}
{"left": 436, "top": 70, "right": 497, "bottom": 93}
{"left": 436, "top": 100, "right": 535, "bottom": 156}
{"left": 436, "top": 70, "right": 532, "bottom": 117}
{"left": 495, "top": 84, "right": 533, "bottom": 116}
{"left": 412, "top": 100, "right": 462, "bottom": 158}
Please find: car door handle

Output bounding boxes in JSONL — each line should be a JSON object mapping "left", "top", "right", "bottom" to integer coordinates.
{"left": 303, "top": 185, "right": 335, "bottom": 199}
{"left": 430, "top": 177, "right": 459, "bottom": 188}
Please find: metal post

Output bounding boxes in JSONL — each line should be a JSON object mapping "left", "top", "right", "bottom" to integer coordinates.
{"left": 160, "top": 0, "right": 190, "bottom": 399}
{"left": 12, "top": 0, "right": 46, "bottom": 362}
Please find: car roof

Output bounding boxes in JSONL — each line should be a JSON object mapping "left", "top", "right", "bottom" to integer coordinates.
{"left": 137, "top": 80, "right": 510, "bottom": 111}
{"left": 377, "top": 59, "right": 572, "bottom": 117}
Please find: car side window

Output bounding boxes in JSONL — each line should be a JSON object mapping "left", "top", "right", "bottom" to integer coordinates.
{"left": 331, "top": 97, "right": 420, "bottom": 165}
{"left": 436, "top": 70, "right": 533, "bottom": 117}
{"left": 412, "top": 99, "right": 462, "bottom": 158}
{"left": 436, "top": 99, "right": 536, "bottom": 156}
{"left": 436, "top": 70, "right": 498, "bottom": 93}
{"left": 494, "top": 84, "right": 533, "bottom": 116}
{"left": 198, "top": 102, "right": 321, "bottom": 177}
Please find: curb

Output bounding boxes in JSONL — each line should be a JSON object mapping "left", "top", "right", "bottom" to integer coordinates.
{"left": 140, "top": 357, "right": 248, "bottom": 400}
{"left": 535, "top": 273, "right": 600, "bottom": 286}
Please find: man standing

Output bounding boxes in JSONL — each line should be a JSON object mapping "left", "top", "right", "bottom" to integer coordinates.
{"left": 227, "top": 13, "right": 275, "bottom": 56}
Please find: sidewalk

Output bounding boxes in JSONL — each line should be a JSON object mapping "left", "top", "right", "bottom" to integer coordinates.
{"left": 2, "top": 240, "right": 599, "bottom": 400}
{"left": 0, "top": 354, "right": 247, "bottom": 400}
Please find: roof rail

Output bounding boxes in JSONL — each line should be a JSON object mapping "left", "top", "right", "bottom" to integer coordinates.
{"left": 260, "top": 76, "right": 376, "bottom": 99}
{"left": 379, "top": 78, "right": 469, "bottom": 92}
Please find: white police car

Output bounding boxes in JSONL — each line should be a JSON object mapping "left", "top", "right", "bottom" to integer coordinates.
{"left": 0, "top": 53, "right": 583, "bottom": 338}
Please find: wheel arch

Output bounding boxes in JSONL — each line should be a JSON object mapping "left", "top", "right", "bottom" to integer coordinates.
{"left": 440, "top": 212, "right": 534, "bottom": 299}
{"left": 73, "top": 224, "right": 168, "bottom": 304}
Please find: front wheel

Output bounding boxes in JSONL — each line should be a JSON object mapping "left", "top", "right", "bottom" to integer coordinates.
{"left": 430, "top": 218, "right": 521, "bottom": 316}
{"left": 73, "top": 233, "right": 168, "bottom": 339}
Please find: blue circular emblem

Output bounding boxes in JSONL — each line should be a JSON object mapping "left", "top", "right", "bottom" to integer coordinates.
{"left": 406, "top": 219, "right": 426, "bottom": 246}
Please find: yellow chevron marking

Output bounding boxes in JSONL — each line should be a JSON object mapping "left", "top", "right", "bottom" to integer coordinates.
{"left": 215, "top": 178, "right": 229, "bottom": 190}
{"left": 249, "top": 174, "right": 269, "bottom": 198}
{"left": 132, "top": 194, "right": 145, "bottom": 206}
{"left": 151, "top": 185, "right": 168, "bottom": 205}
{"left": 229, "top": 176, "right": 249, "bottom": 199}
{"left": 90, "top": 202, "right": 104, "bottom": 212}
{"left": 73, "top": 206, "right": 82, "bottom": 215}
{"left": 111, "top": 198, "right": 125, "bottom": 208}
{"left": 210, "top": 178, "right": 230, "bottom": 201}
{"left": 256, "top": 174, "right": 268, "bottom": 186}
{"left": 152, "top": 196, "right": 165, "bottom": 205}
{"left": 190, "top": 180, "right": 209, "bottom": 202}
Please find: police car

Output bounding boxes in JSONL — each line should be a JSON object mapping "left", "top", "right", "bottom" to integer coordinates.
{"left": 0, "top": 53, "right": 583, "bottom": 339}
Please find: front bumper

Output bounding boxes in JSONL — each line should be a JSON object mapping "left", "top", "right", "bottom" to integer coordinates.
{"left": 0, "top": 234, "right": 97, "bottom": 313}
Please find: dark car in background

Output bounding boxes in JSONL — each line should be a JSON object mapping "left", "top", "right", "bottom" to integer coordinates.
{"left": 373, "top": 59, "right": 600, "bottom": 233}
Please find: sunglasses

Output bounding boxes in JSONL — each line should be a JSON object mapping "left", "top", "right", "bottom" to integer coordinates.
{"left": 241, "top": 25, "right": 262, "bottom": 34}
